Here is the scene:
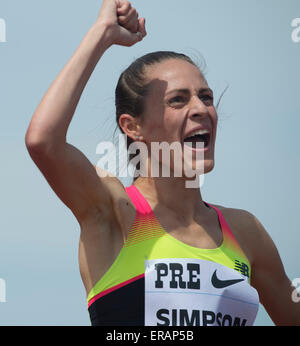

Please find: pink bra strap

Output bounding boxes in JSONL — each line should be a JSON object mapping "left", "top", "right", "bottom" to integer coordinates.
{"left": 204, "top": 202, "right": 236, "bottom": 240}
{"left": 125, "top": 185, "right": 153, "bottom": 215}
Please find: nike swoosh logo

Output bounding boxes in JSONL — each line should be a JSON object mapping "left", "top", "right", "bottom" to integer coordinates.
{"left": 211, "top": 270, "right": 244, "bottom": 289}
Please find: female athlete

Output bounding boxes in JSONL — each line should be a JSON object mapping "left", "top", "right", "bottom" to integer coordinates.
{"left": 25, "top": 0, "right": 300, "bottom": 326}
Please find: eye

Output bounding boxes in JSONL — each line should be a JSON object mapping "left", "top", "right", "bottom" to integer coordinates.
{"left": 168, "top": 96, "right": 186, "bottom": 105}
{"left": 200, "top": 94, "right": 214, "bottom": 105}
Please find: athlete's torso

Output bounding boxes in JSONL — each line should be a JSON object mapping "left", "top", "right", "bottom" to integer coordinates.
{"left": 86, "top": 185, "right": 259, "bottom": 326}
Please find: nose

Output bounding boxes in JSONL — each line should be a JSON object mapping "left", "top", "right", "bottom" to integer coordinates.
{"left": 188, "top": 95, "right": 209, "bottom": 119}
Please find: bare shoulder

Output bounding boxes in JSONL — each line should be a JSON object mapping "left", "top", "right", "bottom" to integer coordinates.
{"left": 207, "top": 204, "right": 299, "bottom": 325}
{"left": 209, "top": 203, "right": 264, "bottom": 265}
{"left": 209, "top": 202, "right": 260, "bottom": 232}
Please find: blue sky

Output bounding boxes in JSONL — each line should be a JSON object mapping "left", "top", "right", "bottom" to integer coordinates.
{"left": 0, "top": 0, "right": 299, "bottom": 325}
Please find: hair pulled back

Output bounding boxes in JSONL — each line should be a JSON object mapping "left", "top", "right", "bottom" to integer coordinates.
{"left": 114, "top": 51, "right": 207, "bottom": 180}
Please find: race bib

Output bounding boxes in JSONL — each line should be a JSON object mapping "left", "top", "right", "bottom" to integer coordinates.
{"left": 144, "top": 258, "right": 259, "bottom": 326}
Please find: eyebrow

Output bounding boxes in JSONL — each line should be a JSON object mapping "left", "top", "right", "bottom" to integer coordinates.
{"left": 165, "top": 87, "right": 213, "bottom": 95}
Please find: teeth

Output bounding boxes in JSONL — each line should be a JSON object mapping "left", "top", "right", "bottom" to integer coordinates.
{"left": 185, "top": 129, "right": 209, "bottom": 138}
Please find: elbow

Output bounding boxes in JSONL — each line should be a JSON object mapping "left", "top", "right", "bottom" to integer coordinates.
{"left": 25, "top": 119, "right": 65, "bottom": 149}
{"left": 25, "top": 130, "right": 46, "bottom": 153}
{"left": 25, "top": 129, "right": 58, "bottom": 158}
{"left": 25, "top": 119, "right": 66, "bottom": 157}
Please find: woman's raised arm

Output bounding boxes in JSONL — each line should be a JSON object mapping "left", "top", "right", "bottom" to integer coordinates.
{"left": 25, "top": 0, "right": 146, "bottom": 224}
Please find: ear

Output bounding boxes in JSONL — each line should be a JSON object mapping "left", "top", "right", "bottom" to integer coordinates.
{"left": 118, "top": 113, "right": 141, "bottom": 141}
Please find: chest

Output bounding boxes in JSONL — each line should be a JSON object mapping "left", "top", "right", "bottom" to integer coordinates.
{"left": 151, "top": 207, "right": 224, "bottom": 250}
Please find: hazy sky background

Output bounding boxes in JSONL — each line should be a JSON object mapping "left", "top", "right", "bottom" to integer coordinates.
{"left": 0, "top": 0, "right": 299, "bottom": 325}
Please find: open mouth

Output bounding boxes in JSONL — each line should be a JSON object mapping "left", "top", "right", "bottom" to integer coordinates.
{"left": 183, "top": 131, "right": 211, "bottom": 149}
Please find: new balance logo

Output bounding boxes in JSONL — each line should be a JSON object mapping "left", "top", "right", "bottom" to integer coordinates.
{"left": 234, "top": 260, "right": 249, "bottom": 278}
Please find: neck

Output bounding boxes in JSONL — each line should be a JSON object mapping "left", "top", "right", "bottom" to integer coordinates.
{"left": 133, "top": 175, "right": 208, "bottom": 221}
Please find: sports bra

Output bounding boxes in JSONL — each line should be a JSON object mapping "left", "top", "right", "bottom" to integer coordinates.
{"left": 87, "top": 185, "right": 259, "bottom": 326}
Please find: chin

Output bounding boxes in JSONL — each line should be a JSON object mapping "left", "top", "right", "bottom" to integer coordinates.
{"left": 165, "top": 151, "right": 215, "bottom": 178}
{"left": 188, "top": 156, "right": 215, "bottom": 175}
{"left": 203, "top": 159, "right": 215, "bottom": 174}
{"left": 176, "top": 158, "right": 215, "bottom": 180}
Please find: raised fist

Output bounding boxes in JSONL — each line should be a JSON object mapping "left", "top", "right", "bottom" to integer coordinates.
{"left": 97, "top": 0, "right": 147, "bottom": 47}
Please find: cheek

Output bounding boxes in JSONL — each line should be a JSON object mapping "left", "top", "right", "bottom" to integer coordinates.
{"left": 210, "top": 109, "right": 218, "bottom": 131}
{"left": 210, "top": 107, "right": 218, "bottom": 122}
{"left": 162, "top": 113, "right": 183, "bottom": 142}
{"left": 144, "top": 120, "right": 165, "bottom": 141}
{"left": 144, "top": 110, "right": 180, "bottom": 142}
{"left": 142, "top": 102, "right": 166, "bottom": 138}
{"left": 205, "top": 109, "right": 218, "bottom": 147}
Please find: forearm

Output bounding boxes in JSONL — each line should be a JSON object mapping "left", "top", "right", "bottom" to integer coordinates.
{"left": 26, "top": 22, "right": 113, "bottom": 148}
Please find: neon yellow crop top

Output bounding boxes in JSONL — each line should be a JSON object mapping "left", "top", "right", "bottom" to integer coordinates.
{"left": 87, "top": 185, "right": 259, "bottom": 326}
